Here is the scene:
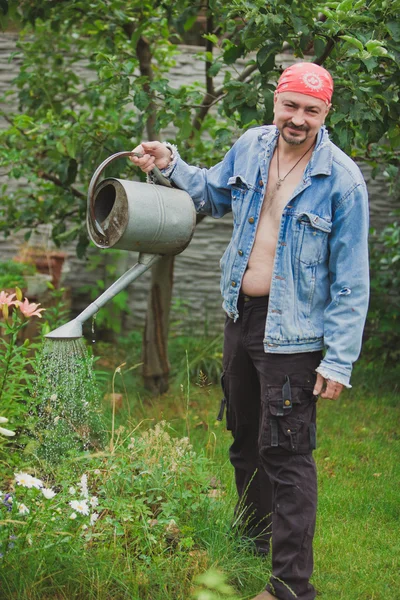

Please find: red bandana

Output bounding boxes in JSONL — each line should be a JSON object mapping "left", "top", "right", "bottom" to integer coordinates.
{"left": 276, "top": 62, "right": 333, "bottom": 105}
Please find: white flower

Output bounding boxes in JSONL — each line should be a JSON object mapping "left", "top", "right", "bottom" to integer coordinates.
{"left": 69, "top": 500, "right": 90, "bottom": 516}
{"left": 14, "top": 472, "right": 41, "bottom": 489}
{"left": 0, "top": 423, "right": 15, "bottom": 437}
{"left": 18, "top": 503, "right": 30, "bottom": 515}
{"left": 69, "top": 512, "right": 77, "bottom": 520}
{"left": 0, "top": 417, "right": 14, "bottom": 435}
{"left": 69, "top": 487, "right": 76, "bottom": 495}
{"left": 89, "top": 496, "right": 98, "bottom": 508}
{"left": 50, "top": 394, "right": 57, "bottom": 401}
{"left": 93, "top": 469, "right": 101, "bottom": 475}
{"left": 30, "top": 476, "right": 44, "bottom": 489}
{"left": 82, "top": 524, "right": 88, "bottom": 530}
{"left": 79, "top": 474, "right": 89, "bottom": 499}
{"left": 90, "top": 512, "right": 99, "bottom": 526}
{"left": 41, "top": 488, "right": 56, "bottom": 499}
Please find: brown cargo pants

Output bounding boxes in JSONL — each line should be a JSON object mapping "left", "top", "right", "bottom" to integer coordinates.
{"left": 220, "top": 294, "right": 322, "bottom": 600}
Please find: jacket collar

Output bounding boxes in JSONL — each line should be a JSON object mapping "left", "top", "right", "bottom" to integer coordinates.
{"left": 258, "top": 125, "right": 333, "bottom": 177}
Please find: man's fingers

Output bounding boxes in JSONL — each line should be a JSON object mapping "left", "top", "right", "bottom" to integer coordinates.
{"left": 313, "top": 374, "right": 344, "bottom": 400}
{"left": 313, "top": 373, "right": 324, "bottom": 396}
{"left": 129, "top": 141, "right": 171, "bottom": 172}
{"left": 320, "top": 379, "right": 344, "bottom": 400}
{"left": 129, "top": 150, "right": 156, "bottom": 172}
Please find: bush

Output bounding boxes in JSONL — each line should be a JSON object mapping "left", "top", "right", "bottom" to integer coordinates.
{"left": 0, "top": 260, "right": 36, "bottom": 291}
{"left": 366, "top": 218, "right": 400, "bottom": 362}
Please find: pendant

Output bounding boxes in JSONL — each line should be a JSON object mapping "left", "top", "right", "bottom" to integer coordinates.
{"left": 276, "top": 179, "right": 283, "bottom": 189}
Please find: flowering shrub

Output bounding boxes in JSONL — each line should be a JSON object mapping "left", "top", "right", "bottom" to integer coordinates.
{"left": 0, "top": 289, "right": 45, "bottom": 441}
{"left": 0, "top": 471, "right": 101, "bottom": 561}
{"left": 0, "top": 422, "right": 214, "bottom": 566}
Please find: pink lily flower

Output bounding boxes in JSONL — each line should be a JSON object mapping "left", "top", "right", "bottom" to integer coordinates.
{"left": 0, "top": 291, "right": 18, "bottom": 307}
{"left": 17, "top": 298, "right": 46, "bottom": 318}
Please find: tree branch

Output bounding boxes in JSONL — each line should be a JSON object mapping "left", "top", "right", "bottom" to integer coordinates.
{"left": 136, "top": 36, "right": 157, "bottom": 141}
{"left": 314, "top": 37, "right": 338, "bottom": 66}
{"left": 191, "top": 62, "right": 258, "bottom": 134}
{"left": 36, "top": 170, "right": 85, "bottom": 199}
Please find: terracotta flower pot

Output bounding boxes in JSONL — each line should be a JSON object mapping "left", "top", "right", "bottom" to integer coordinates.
{"left": 15, "top": 250, "right": 66, "bottom": 288}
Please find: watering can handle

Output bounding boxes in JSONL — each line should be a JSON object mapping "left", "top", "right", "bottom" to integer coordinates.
{"left": 88, "top": 150, "right": 173, "bottom": 237}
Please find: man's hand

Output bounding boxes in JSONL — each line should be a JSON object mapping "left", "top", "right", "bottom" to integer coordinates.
{"left": 313, "top": 373, "right": 344, "bottom": 400}
{"left": 129, "top": 141, "right": 172, "bottom": 173}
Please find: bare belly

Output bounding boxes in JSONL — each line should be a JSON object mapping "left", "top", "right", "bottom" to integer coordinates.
{"left": 241, "top": 235, "right": 277, "bottom": 296}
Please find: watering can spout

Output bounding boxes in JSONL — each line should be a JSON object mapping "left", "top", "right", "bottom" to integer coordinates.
{"left": 45, "top": 253, "right": 161, "bottom": 340}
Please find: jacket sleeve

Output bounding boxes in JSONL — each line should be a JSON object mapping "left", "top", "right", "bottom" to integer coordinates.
{"left": 167, "top": 141, "right": 242, "bottom": 218}
{"left": 316, "top": 181, "right": 370, "bottom": 387}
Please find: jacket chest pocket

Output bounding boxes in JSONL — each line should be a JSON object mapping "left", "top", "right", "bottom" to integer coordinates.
{"left": 295, "top": 212, "right": 332, "bottom": 266}
{"left": 227, "top": 175, "right": 249, "bottom": 226}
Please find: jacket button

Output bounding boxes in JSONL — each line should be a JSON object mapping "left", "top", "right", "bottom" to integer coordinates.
{"left": 231, "top": 281, "right": 237, "bottom": 287}
{"left": 284, "top": 400, "right": 291, "bottom": 406}
{"left": 238, "top": 250, "right": 243, "bottom": 256}
{"left": 259, "top": 179, "right": 263, "bottom": 186}
{"left": 248, "top": 217, "right": 255, "bottom": 224}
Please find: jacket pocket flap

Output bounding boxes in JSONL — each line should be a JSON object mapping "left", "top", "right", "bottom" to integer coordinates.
{"left": 297, "top": 212, "right": 332, "bottom": 233}
{"left": 227, "top": 175, "right": 249, "bottom": 189}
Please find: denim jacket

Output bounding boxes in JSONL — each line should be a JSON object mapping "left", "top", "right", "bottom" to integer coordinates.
{"left": 166, "top": 125, "right": 369, "bottom": 387}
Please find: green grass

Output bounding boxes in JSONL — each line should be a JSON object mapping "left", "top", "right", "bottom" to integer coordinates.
{"left": 1, "top": 335, "right": 399, "bottom": 600}
{"left": 105, "top": 351, "right": 400, "bottom": 600}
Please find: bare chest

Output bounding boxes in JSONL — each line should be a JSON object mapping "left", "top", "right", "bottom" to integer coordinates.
{"left": 259, "top": 151, "right": 308, "bottom": 227}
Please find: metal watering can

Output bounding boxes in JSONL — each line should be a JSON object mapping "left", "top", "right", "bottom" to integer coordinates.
{"left": 45, "top": 151, "right": 196, "bottom": 340}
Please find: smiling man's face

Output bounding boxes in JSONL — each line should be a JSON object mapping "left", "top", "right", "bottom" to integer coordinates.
{"left": 273, "top": 91, "right": 331, "bottom": 146}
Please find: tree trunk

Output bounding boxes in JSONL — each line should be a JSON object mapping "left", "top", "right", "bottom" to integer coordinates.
{"left": 141, "top": 255, "right": 175, "bottom": 395}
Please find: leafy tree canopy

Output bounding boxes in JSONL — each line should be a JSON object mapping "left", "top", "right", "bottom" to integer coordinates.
{"left": 0, "top": 0, "right": 399, "bottom": 255}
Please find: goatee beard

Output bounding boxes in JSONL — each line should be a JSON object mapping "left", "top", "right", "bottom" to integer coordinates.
{"left": 281, "top": 125, "right": 309, "bottom": 145}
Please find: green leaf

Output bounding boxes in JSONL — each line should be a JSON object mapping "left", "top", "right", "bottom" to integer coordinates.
{"left": 313, "top": 37, "right": 326, "bottom": 58}
{"left": 365, "top": 40, "right": 387, "bottom": 53}
{"left": 56, "top": 140, "right": 65, "bottom": 155}
{"left": 208, "top": 61, "right": 223, "bottom": 77}
{"left": 223, "top": 44, "right": 245, "bottom": 65}
{"left": 183, "top": 14, "right": 197, "bottom": 32}
{"left": 203, "top": 33, "right": 219, "bottom": 46}
{"left": 387, "top": 21, "right": 400, "bottom": 42}
{"left": 257, "top": 43, "right": 279, "bottom": 69}
{"left": 337, "top": 0, "right": 354, "bottom": 12}
{"left": 339, "top": 35, "right": 363, "bottom": 51}
{"left": 134, "top": 90, "right": 150, "bottom": 111}
{"left": 65, "top": 138, "right": 77, "bottom": 159}
{"left": 240, "top": 104, "right": 259, "bottom": 125}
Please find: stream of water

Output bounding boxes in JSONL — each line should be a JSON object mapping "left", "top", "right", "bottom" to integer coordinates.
{"left": 32, "top": 338, "right": 106, "bottom": 463}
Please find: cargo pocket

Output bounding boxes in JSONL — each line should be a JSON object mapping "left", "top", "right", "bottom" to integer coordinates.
{"left": 261, "top": 377, "right": 317, "bottom": 454}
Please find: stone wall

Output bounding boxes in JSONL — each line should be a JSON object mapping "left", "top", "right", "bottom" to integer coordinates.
{"left": 0, "top": 33, "right": 395, "bottom": 335}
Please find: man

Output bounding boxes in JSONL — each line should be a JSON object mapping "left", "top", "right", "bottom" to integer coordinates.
{"left": 131, "top": 62, "right": 369, "bottom": 600}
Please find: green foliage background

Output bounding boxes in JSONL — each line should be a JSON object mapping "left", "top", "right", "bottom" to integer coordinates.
{"left": 0, "top": 0, "right": 399, "bottom": 354}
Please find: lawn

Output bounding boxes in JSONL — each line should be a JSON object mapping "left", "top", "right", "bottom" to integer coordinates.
{"left": 1, "top": 330, "right": 399, "bottom": 600}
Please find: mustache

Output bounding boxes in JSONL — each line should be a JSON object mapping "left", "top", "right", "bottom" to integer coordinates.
{"left": 284, "top": 122, "right": 309, "bottom": 132}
